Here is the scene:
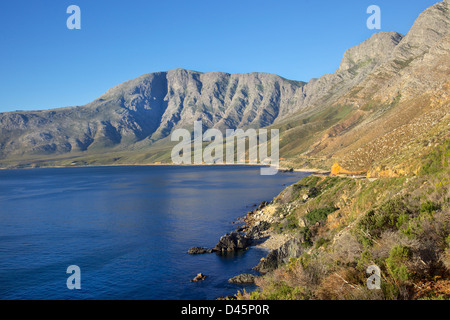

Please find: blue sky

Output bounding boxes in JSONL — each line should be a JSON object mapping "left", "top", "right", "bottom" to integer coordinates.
{"left": 0, "top": 0, "right": 440, "bottom": 112}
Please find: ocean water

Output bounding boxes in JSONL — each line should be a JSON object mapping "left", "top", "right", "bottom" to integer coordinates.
{"left": 0, "top": 165, "right": 309, "bottom": 300}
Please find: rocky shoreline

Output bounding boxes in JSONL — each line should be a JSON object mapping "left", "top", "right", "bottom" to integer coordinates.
{"left": 188, "top": 198, "right": 298, "bottom": 291}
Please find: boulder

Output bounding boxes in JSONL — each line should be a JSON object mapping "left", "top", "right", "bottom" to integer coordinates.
{"left": 246, "top": 221, "right": 271, "bottom": 239}
{"left": 214, "top": 232, "right": 252, "bottom": 252}
{"left": 228, "top": 274, "right": 259, "bottom": 284}
{"left": 258, "top": 201, "right": 269, "bottom": 210}
{"left": 188, "top": 247, "right": 214, "bottom": 254}
{"left": 191, "top": 273, "right": 207, "bottom": 282}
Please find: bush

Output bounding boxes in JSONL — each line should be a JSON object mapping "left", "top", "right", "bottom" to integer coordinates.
{"left": 263, "top": 283, "right": 303, "bottom": 300}
{"left": 315, "top": 237, "right": 330, "bottom": 249}
{"left": 298, "top": 227, "right": 313, "bottom": 247}
{"left": 285, "top": 214, "right": 299, "bottom": 230}
{"left": 355, "top": 198, "right": 414, "bottom": 245}
{"left": 385, "top": 245, "right": 411, "bottom": 282}
{"left": 305, "top": 206, "right": 337, "bottom": 225}
{"left": 420, "top": 139, "right": 449, "bottom": 175}
{"left": 241, "top": 282, "right": 303, "bottom": 300}
{"left": 330, "top": 232, "right": 363, "bottom": 263}
{"left": 273, "top": 214, "right": 300, "bottom": 233}
{"left": 420, "top": 200, "right": 440, "bottom": 216}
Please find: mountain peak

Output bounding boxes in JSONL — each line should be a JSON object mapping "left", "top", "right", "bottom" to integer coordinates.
{"left": 392, "top": 0, "right": 449, "bottom": 61}
{"left": 339, "top": 31, "right": 403, "bottom": 71}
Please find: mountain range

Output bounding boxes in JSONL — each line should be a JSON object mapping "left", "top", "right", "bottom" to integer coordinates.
{"left": 0, "top": 0, "right": 449, "bottom": 174}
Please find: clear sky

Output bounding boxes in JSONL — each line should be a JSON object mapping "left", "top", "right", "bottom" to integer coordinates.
{"left": 0, "top": 0, "right": 440, "bottom": 112}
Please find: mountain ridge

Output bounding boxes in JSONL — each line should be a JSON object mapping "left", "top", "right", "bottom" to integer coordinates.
{"left": 0, "top": 0, "right": 448, "bottom": 173}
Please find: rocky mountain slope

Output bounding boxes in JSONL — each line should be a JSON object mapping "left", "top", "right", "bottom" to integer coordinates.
{"left": 0, "top": 70, "right": 306, "bottom": 164}
{"left": 235, "top": 141, "right": 449, "bottom": 299}
{"left": 277, "top": 0, "right": 449, "bottom": 174}
{"left": 0, "top": 29, "right": 404, "bottom": 164}
{"left": 227, "top": 1, "right": 450, "bottom": 301}
{"left": 0, "top": 1, "right": 448, "bottom": 174}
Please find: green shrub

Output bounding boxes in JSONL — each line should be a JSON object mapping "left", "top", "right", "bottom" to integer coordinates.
{"left": 299, "top": 252, "right": 311, "bottom": 269}
{"left": 420, "top": 200, "right": 440, "bottom": 216}
{"left": 315, "top": 237, "right": 330, "bottom": 249}
{"left": 355, "top": 198, "right": 414, "bottom": 245}
{"left": 305, "top": 206, "right": 337, "bottom": 225}
{"left": 396, "top": 213, "right": 410, "bottom": 229}
{"left": 247, "top": 282, "right": 303, "bottom": 300}
{"left": 385, "top": 245, "right": 411, "bottom": 282}
{"left": 273, "top": 214, "right": 300, "bottom": 233}
{"left": 420, "top": 139, "right": 449, "bottom": 175}
{"left": 400, "top": 218, "right": 423, "bottom": 239}
{"left": 298, "top": 227, "right": 313, "bottom": 247}
{"left": 285, "top": 214, "right": 299, "bottom": 230}
{"left": 356, "top": 249, "right": 373, "bottom": 271}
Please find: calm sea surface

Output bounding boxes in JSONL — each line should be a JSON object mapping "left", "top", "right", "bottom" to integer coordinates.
{"left": 0, "top": 165, "right": 309, "bottom": 300}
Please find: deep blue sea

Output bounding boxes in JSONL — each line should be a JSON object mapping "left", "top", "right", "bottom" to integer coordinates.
{"left": 0, "top": 165, "right": 308, "bottom": 300}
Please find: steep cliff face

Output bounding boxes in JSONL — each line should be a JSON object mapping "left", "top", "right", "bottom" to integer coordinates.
{"left": 301, "top": 31, "right": 404, "bottom": 108}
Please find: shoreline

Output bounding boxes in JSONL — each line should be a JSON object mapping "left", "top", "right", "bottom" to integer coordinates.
{"left": 190, "top": 188, "right": 306, "bottom": 297}
{"left": 0, "top": 162, "right": 327, "bottom": 175}
{"left": 3, "top": 160, "right": 311, "bottom": 297}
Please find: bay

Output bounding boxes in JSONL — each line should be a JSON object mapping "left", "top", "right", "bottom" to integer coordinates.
{"left": 0, "top": 165, "right": 309, "bottom": 300}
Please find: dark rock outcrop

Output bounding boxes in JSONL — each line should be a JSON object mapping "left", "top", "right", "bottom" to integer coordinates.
{"left": 191, "top": 273, "right": 207, "bottom": 282}
{"left": 188, "top": 247, "right": 214, "bottom": 254}
{"left": 257, "top": 201, "right": 269, "bottom": 210}
{"left": 214, "top": 232, "right": 252, "bottom": 252}
{"left": 245, "top": 221, "right": 271, "bottom": 240}
{"left": 254, "top": 238, "right": 305, "bottom": 274}
{"left": 228, "top": 274, "right": 259, "bottom": 284}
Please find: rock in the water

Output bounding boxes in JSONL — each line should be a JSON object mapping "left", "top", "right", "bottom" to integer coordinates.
{"left": 188, "top": 247, "right": 213, "bottom": 254}
{"left": 228, "top": 274, "right": 259, "bottom": 284}
{"left": 214, "top": 232, "right": 251, "bottom": 252}
{"left": 191, "top": 273, "right": 207, "bottom": 282}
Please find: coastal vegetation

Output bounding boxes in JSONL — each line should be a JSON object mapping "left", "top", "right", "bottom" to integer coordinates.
{"left": 235, "top": 140, "right": 449, "bottom": 300}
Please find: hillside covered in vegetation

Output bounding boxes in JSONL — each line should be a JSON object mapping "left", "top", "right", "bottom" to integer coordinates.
{"left": 235, "top": 140, "right": 449, "bottom": 300}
